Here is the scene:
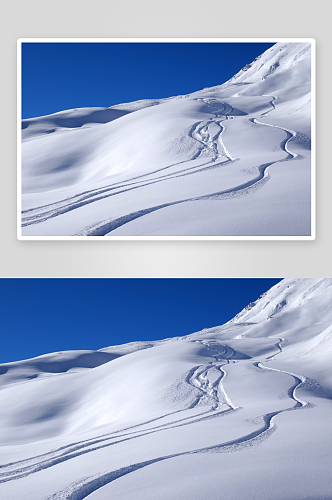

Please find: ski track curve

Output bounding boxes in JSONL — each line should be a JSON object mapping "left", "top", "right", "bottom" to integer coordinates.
{"left": 249, "top": 117, "right": 298, "bottom": 159}
{"left": 261, "top": 94, "right": 277, "bottom": 116}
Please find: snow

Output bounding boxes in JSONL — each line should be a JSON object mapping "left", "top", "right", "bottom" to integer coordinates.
{"left": 19, "top": 41, "right": 314, "bottom": 238}
{"left": 1, "top": 278, "right": 332, "bottom": 499}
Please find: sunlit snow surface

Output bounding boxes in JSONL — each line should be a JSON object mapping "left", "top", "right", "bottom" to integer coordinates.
{"left": 1, "top": 278, "right": 332, "bottom": 499}
{"left": 20, "top": 42, "right": 313, "bottom": 237}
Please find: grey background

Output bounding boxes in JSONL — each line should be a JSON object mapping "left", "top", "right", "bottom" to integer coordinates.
{"left": 1, "top": 0, "right": 329, "bottom": 277}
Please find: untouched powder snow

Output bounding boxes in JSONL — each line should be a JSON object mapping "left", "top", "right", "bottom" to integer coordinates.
{"left": 20, "top": 41, "right": 314, "bottom": 238}
{"left": 1, "top": 278, "right": 331, "bottom": 499}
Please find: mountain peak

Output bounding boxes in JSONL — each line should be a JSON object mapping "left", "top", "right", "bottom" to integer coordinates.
{"left": 230, "top": 278, "right": 332, "bottom": 324}
{"left": 224, "top": 42, "right": 311, "bottom": 86}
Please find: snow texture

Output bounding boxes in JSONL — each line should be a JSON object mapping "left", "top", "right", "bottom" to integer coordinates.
{"left": 20, "top": 42, "right": 313, "bottom": 238}
{"left": 1, "top": 278, "right": 332, "bottom": 499}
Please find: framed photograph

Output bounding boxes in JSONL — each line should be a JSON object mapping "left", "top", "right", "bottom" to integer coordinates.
{"left": 18, "top": 39, "right": 315, "bottom": 240}
{"left": 1, "top": 277, "right": 331, "bottom": 499}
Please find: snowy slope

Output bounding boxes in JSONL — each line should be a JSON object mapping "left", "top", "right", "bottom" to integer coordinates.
{"left": 1, "top": 278, "right": 331, "bottom": 500}
{"left": 20, "top": 41, "right": 314, "bottom": 238}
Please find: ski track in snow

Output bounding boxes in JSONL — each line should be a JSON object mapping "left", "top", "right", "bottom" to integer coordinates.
{"left": 0, "top": 337, "right": 312, "bottom": 500}
{"left": 21, "top": 97, "right": 302, "bottom": 236}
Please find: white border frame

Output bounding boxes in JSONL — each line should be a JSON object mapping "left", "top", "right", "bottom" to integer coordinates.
{"left": 17, "top": 38, "right": 316, "bottom": 241}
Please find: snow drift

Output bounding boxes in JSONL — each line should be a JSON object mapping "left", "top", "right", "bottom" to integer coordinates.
{"left": 1, "top": 278, "right": 331, "bottom": 499}
{"left": 20, "top": 41, "right": 313, "bottom": 238}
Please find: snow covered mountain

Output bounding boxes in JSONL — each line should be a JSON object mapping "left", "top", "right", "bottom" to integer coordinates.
{"left": 20, "top": 41, "right": 313, "bottom": 238}
{"left": 1, "top": 278, "right": 331, "bottom": 499}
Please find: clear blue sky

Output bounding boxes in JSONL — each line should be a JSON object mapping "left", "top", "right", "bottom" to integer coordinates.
{"left": 0, "top": 278, "right": 282, "bottom": 364}
{"left": 21, "top": 41, "right": 275, "bottom": 119}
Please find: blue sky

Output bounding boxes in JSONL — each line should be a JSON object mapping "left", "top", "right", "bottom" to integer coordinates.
{"left": 21, "top": 41, "right": 275, "bottom": 119}
{"left": 0, "top": 278, "right": 282, "bottom": 364}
